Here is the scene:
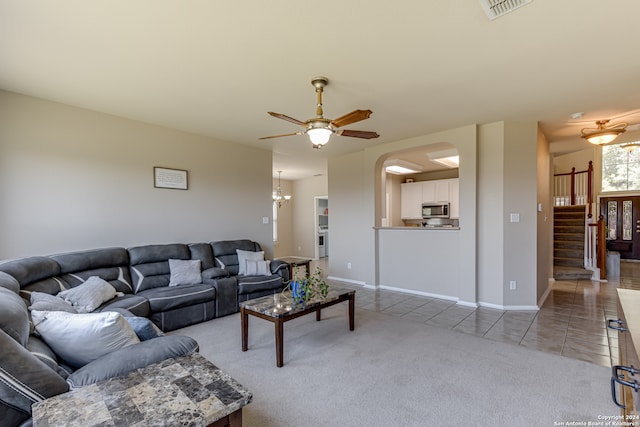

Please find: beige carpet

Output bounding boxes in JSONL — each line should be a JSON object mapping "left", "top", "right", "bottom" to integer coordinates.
{"left": 172, "top": 305, "right": 616, "bottom": 426}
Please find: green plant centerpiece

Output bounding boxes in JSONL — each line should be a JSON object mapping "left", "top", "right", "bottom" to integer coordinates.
{"left": 289, "top": 266, "right": 329, "bottom": 307}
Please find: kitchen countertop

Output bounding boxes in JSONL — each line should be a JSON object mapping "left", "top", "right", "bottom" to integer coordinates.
{"left": 374, "top": 226, "right": 460, "bottom": 230}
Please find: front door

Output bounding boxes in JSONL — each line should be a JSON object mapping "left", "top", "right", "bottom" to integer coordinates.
{"left": 601, "top": 196, "right": 640, "bottom": 260}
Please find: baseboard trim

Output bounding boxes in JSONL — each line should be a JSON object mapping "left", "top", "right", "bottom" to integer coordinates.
{"left": 537, "top": 279, "right": 554, "bottom": 308}
{"left": 377, "top": 285, "right": 458, "bottom": 302}
{"left": 478, "top": 301, "right": 539, "bottom": 311}
{"left": 327, "top": 276, "right": 368, "bottom": 287}
{"left": 457, "top": 300, "right": 479, "bottom": 308}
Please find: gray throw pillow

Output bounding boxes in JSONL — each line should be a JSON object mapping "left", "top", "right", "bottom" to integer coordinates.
{"left": 125, "top": 317, "right": 164, "bottom": 341}
{"left": 236, "top": 250, "right": 264, "bottom": 275}
{"left": 245, "top": 259, "right": 271, "bottom": 275}
{"left": 31, "top": 310, "right": 140, "bottom": 369}
{"left": 30, "top": 292, "right": 78, "bottom": 313}
{"left": 168, "top": 259, "right": 202, "bottom": 286}
{"left": 57, "top": 276, "right": 116, "bottom": 313}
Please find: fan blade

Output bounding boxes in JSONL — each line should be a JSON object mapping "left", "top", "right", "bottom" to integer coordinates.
{"left": 258, "top": 132, "right": 302, "bottom": 140}
{"left": 337, "top": 129, "right": 380, "bottom": 139}
{"left": 267, "top": 112, "right": 307, "bottom": 127}
{"left": 331, "top": 109, "right": 373, "bottom": 128}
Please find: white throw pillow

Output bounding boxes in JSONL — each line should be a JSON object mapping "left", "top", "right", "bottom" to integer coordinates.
{"left": 245, "top": 259, "right": 271, "bottom": 276}
{"left": 236, "top": 250, "right": 264, "bottom": 275}
{"left": 30, "top": 310, "right": 140, "bottom": 369}
{"left": 168, "top": 259, "right": 202, "bottom": 286}
{"left": 57, "top": 276, "right": 117, "bottom": 313}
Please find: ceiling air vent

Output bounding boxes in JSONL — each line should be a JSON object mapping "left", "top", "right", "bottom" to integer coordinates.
{"left": 479, "top": 0, "right": 532, "bottom": 20}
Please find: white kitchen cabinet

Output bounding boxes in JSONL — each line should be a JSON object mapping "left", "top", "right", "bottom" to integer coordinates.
{"left": 401, "top": 178, "right": 459, "bottom": 220}
{"left": 422, "top": 180, "right": 450, "bottom": 203}
{"left": 401, "top": 182, "right": 422, "bottom": 219}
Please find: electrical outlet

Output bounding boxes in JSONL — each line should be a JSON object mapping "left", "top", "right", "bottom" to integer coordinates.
{"left": 509, "top": 280, "right": 517, "bottom": 290}
{"left": 347, "top": 262, "right": 352, "bottom": 269}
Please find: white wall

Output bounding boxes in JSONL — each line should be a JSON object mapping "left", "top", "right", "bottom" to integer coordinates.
{"left": 291, "top": 175, "right": 328, "bottom": 259}
{"left": 477, "top": 122, "right": 505, "bottom": 305}
{"left": 328, "top": 151, "right": 371, "bottom": 284}
{"left": 502, "top": 122, "right": 539, "bottom": 307}
{"left": 0, "top": 91, "right": 274, "bottom": 259}
{"left": 537, "top": 127, "right": 553, "bottom": 302}
{"left": 330, "top": 121, "right": 543, "bottom": 309}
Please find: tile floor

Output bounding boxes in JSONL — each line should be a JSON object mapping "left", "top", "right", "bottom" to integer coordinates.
{"left": 313, "top": 258, "right": 640, "bottom": 368}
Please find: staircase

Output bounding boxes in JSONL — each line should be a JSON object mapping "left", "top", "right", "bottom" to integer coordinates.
{"left": 553, "top": 205, "right": 593, "bottom": 280}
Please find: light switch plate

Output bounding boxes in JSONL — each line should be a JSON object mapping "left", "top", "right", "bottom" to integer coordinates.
{"left": 510, "top": 213, "right": 520, "bottom": 223}
{"left": 262, "top": 216, "right": 269, "bottom": 224}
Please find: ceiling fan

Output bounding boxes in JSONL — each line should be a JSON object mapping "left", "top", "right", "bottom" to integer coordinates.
{"left": 259, "top": 76, "right": 379, "bottom": 149}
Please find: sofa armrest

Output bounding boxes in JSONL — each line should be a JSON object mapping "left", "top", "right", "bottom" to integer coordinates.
{"left": 202, "top": 267, "right": 229, "bottom": 280}
{"left": 270, "top": 260, "right": 290, "bottom": 282}
{"left": 66, "top": 335, "right": 199, "bottom": 389}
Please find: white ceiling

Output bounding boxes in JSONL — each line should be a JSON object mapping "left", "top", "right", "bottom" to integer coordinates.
{"left": 1, "top": 1, "right": 639, "bottom": 180}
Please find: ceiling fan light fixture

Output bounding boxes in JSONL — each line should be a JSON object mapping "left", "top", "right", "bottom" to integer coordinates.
{"left": 581, "top": 120, "right": 627, "bottom": 145}
{"left": 585, "top": 133, "right": 620, "bottom": 145}
{"left": 621, "top": 142, "right": 640, "bottom": 153}
{"left": 307, "top": 128, "right": 333, "bottom": 148}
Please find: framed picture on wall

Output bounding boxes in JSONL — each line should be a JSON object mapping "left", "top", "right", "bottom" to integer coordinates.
{"left": 154, "top": 167, "right": 188, "bottom": 190}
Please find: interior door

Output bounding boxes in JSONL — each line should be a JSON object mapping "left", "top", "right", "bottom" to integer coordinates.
{"left": 601, "top": 196, "right": 640, "bottom": 260}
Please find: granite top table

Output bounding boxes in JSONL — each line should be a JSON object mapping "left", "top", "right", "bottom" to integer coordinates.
{"left": 240, "top": 287, "right": 355, "bottom": 367}
{"left": 32, "top": 353, "right": 252, "bottom": 427}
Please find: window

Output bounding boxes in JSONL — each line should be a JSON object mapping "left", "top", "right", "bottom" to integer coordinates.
{"left": 272, "top": 201, "right": 278, "bottom": 242}
{"left": 602, "top": 142, "right": 640, "bottom": 192}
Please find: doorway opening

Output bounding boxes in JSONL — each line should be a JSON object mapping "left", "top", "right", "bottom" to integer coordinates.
{"left": 315, "top": 196, "right": 329, "bottom": 260}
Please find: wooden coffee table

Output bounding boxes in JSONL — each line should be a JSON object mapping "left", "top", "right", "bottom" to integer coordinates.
{"left": 240, "top": 287, "right": 355, "bottom": 367}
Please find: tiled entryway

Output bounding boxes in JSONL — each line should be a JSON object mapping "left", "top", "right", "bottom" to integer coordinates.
{"left": 316, "top": 258, "right": 640, "bottom": 368}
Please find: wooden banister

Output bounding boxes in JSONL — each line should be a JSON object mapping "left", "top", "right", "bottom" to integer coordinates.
{"left": 553, "top": 161, "right": 593, "bottom": 210}
{"left": 587, "top": 161, "right": 593, "bottom": 218}
{"left": 570, "top": 167, "right": 576, "bottom": 206}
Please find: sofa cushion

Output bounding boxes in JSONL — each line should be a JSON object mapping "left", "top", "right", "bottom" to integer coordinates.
{"left": 66, "top": 335, "right": 199, "bottom": 389}
{"left": 0, "top": 256, "right": 61, "bottom": 287}
{"left": 0, "top": 271, "right": 20, "bottom": 294}
{"left": 25, "top": 335, "right": 70, "bottom": 379}
{"left": 57, "top": 276, "right": 117, "bottom": 313}
{"left": 0, "top": 286, "right": 30, "bottom": 346}
{"left": 236, "top": 275, "right": 283, "bottom": 296}
{"left": 31, "top": 310, "right": 140, "bottom": 369}
{"left": 30, "top": 292, "right": 77, "bottom": 313}
{"left": 128, "top": 243, "right": 191, "bottom": 293}
{"left": 50, "top": 247, "right": 133, "bottom": 293}
{"left": 0, "top": 328, "right": 69, "bottom": 426}
{"left": 168, "top": 259, "right": 202, "bottom": 286}
{"left": 188, "top": 243, "right": 216, "bottom": 270}
{"left": 97, "top": 294, "right": 151, "bottom": 318}
{"left": 211, "top": 239, "right": 260, "bottom": 276}
{"left": 136, "top": 284, "right": 215, "bottom": 313}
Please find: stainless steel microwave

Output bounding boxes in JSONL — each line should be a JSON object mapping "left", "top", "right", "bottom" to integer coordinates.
{"left": 422, "top": 202, "right": 449, "bottom": 218}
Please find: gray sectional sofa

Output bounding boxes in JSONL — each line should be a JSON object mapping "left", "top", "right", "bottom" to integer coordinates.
{"left": 0, "top": 239, "right": 289, "bottom": 426}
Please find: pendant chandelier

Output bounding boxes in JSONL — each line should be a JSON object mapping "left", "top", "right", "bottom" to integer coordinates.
{"left": 581, "top": 120, "right": 627, "bottom": 145}
{"left": 273, "top": 171, "right": 291, "bottom": 208}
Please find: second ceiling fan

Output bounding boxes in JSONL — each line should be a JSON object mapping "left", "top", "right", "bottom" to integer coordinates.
{"left": 259, "top": 76, "right": 379, "bottom": 149}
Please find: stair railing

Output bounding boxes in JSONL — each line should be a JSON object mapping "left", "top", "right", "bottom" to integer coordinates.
{"left": 585, "top": 214, "right": 607, "bottom": 281}
{"left": 553, "top": 161, "right": 593, "bottom": 218}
